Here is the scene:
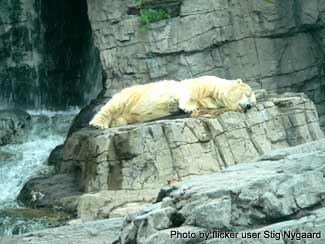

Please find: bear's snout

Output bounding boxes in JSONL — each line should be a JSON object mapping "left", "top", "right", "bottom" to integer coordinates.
{"left": 239, "top": 100, "right": 252, "bottom": 112}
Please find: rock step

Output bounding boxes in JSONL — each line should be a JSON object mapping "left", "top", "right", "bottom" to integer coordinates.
{"left": 63, "top": 92, "right": 323, "bottom": 193}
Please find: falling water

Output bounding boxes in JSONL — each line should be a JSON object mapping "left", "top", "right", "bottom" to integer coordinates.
{"left": 0, "top": 109, "right": 78, "bottom": 236}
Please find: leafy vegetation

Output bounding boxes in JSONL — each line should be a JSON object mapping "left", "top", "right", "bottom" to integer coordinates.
{"left": 140, "top": 8, "right": 170, "bottom": 26}
{"left": 135, "top": 0, "right": 171, "bottom": 30}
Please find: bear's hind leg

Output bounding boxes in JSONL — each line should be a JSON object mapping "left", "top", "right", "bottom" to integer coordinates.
{"left": 110, "top": 116, "right": 129, "bottom": 127}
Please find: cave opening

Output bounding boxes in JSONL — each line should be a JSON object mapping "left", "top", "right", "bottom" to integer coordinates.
{"left": 0, "top": 0, "right": 102, "bottom": 110}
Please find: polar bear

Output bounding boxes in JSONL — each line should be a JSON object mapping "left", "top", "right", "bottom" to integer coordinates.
{"left": 89, "top": 76, "right": 256, "bottom": 128}
{"left": 89, "top": 80, "right": 182, "bottom": 128}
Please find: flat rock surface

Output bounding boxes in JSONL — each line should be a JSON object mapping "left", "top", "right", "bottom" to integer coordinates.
{"left": 0, "top": 218, "right": 123, "bottom": 244}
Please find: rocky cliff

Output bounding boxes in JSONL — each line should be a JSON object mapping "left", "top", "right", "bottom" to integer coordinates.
{"left": 86, "top": 0, "right": 325, "bottom": 129}
{"left": 3, "top": 138, "right": 325, "bottom": 244}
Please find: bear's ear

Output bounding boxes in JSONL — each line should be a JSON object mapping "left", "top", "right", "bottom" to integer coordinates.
{"left": 235, "top": 79, "right": 243, "bottom": 84}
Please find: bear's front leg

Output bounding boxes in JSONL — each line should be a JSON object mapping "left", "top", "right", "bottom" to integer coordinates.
{"left": 178, "top": 89, "right": 198, "bottom": 113}
{"left": 179, "top": 97, "right": 198, "bottom": 113}
{"left": 168, "top": 98, "right": 181, "bottom": 113}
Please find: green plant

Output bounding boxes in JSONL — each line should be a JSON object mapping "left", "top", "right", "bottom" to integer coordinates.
{"left": 140, "top": 8, "right": 170, "bottom": 26}
{"left": 135, "top": 0, "right": 171, "bottom": 31}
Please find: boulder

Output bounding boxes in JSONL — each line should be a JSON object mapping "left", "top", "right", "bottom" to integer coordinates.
{"left": 47, "top": 145, "right": 64, "bottom": 170}
{"left": 0, "top": 109, "right": 31, "bottom": 145}
{"left": 17, "top": 174, "right": 81, "bottom": 213}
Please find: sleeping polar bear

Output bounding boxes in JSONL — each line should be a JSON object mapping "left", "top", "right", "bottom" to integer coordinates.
{"left": 89, "top": 76, "right": 256, "bottom": 128}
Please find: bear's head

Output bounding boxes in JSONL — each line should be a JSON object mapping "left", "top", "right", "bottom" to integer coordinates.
{"left": 228, "top": 79, "right": 256, "bottom": 112}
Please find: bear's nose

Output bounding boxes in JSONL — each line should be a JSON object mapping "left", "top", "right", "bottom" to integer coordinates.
{"left": 239, "top": 100, "right": 251, "bottom": 111}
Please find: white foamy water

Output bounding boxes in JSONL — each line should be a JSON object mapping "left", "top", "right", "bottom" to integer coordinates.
{"left": 0, "top": 110, "right": 78, "bottom": 208}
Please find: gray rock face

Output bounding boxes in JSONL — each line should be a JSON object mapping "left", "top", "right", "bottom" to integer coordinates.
{"left": 86, "top": 0, "right": 325, "bottom": 130}
{"left": 5, "top": 138, "right": 325, "bottom": 244}
{"left": 0, "top": 109, "right": 31, "bottom": 145}
{"left": 77, "top": 189, "right": 158, "bottom": 221}
{"left": 119, "top": 139, "right": 325, "bottom": 244}
{"left": 47, "top": 145, "right": 64, "bottom": 170}
{"left": 64, "top": 92, "right": 323, "bottom": 193}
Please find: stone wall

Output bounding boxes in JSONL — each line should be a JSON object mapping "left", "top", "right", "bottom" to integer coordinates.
{"left": 86, "top": 0, "right": 325, "bottom": 129}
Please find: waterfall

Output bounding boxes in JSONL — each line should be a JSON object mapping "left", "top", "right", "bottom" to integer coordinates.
{"left": 0, "top": 109, "right": 78, "bottom": 208}
{"left": 0, "top": 109, "right": 78, "bottom": 236}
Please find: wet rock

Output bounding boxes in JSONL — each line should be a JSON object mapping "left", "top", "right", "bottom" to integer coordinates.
{"left": 0, "top": 208, "right": 72, "bottom": 236}
{"left": 0, "top": 150, "right": 16, "bottom": 162}
{"left": 0, "top": 109, "right": 31, "bottom": 145}
{"left": 17, "top": 174, "right": 82, "bottom": 213}
{"left": 47, "top": 145, "right": 64, "bottom": 171}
